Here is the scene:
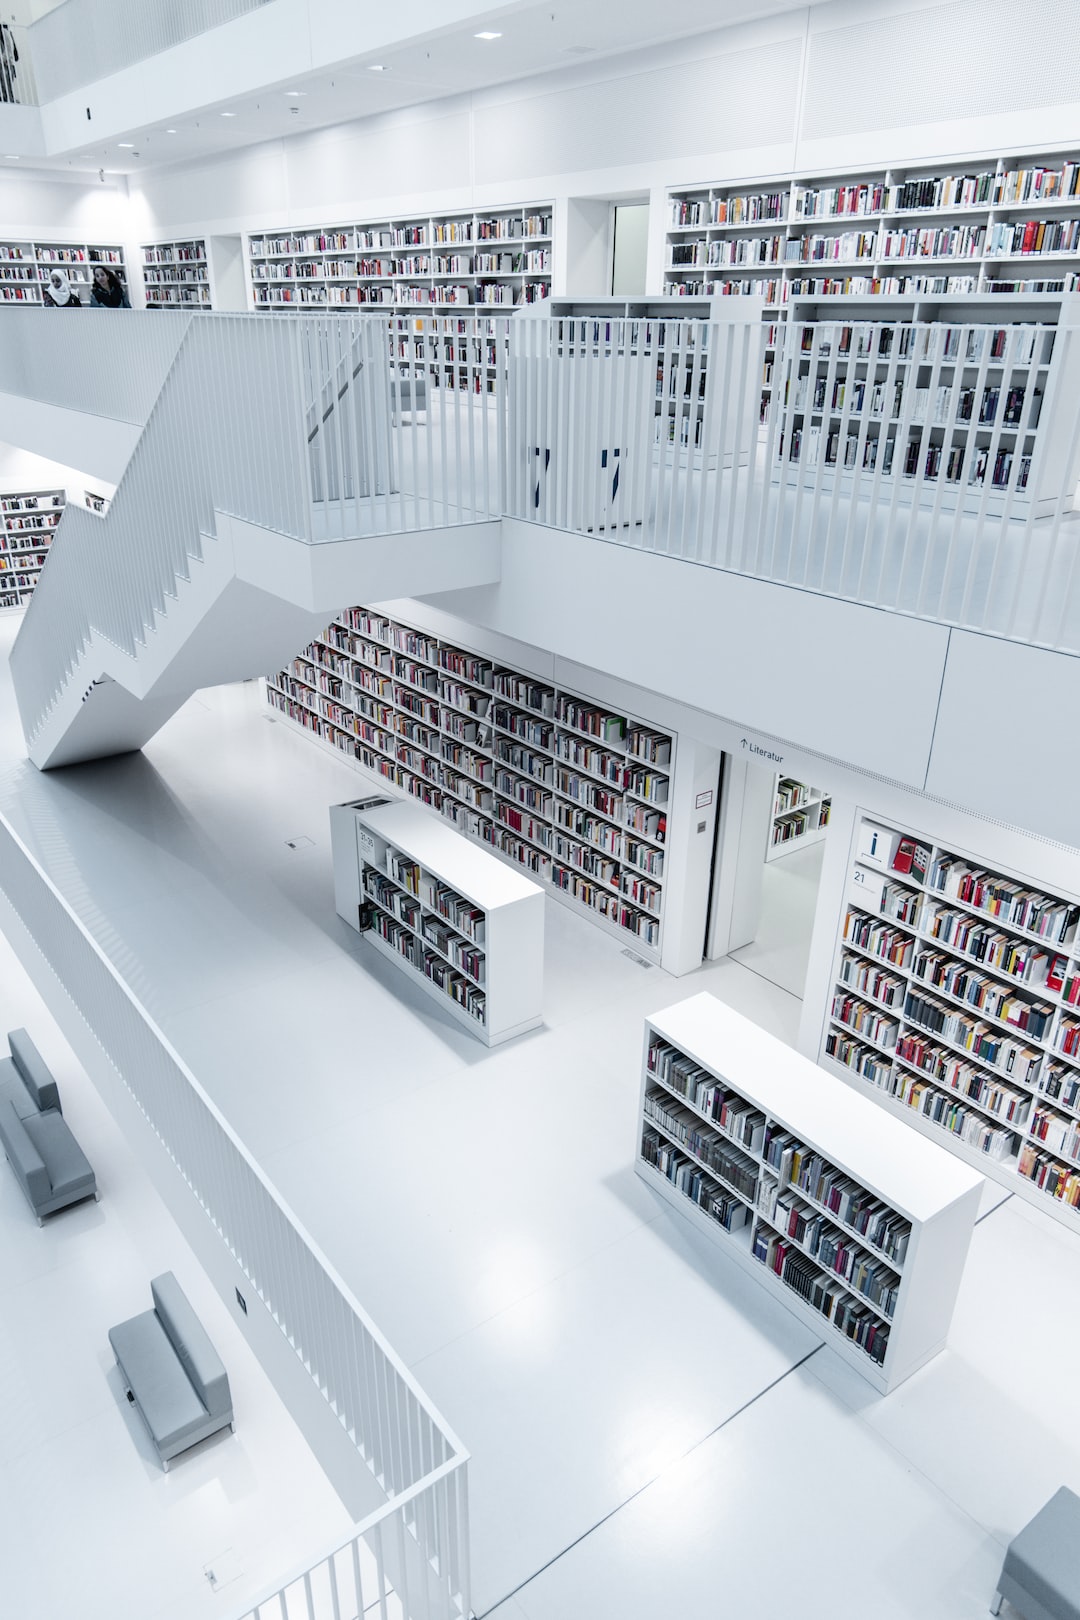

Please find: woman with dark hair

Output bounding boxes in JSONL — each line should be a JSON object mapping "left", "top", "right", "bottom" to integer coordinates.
{"left": 90, "top": 265, "right": 130, "bottom": 308}
{"left": 43, "top": 269, "right": 81, "bottom": 308}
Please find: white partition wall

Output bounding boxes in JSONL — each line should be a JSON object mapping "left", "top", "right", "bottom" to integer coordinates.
{"left": 638, "top": 992, "right": 982, "bottom": 1392}
{"left": 330, "top": 797, "right": 545, "bottom": 1046}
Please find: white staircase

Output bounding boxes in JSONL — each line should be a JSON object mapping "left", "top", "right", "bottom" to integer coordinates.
{"left": 0, "top": 311, "right": 501, "bottom": 769}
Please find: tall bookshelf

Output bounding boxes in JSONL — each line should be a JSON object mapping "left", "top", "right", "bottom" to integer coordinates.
{"left": 267, "top": 607, "right": 675, "bottom": 961}
{"left": 0, "top": 488, "right": 64, "bottom": 609}
{"left": 141, "top": 240, "right": 211, "bottom": 309}
{"left": 638, "top": 993, "right": 982, "bottom": 1392}
{"left": 767, "top": 775, "right": 831, "bottom": 862}
{"left": 330, "top": 797, "right": 544, "bottom": 1046}
{"left": 820, "top": 812, "right": 1080, "bottom": 1226}
{"left": 248, "top": 205, "right": 552, "bottom": 311}
{"left": 0, "top": 239, "right": 127, "bottom": 305}
{"left": 666, "top": 150, "right": 1080, "bottom": 308}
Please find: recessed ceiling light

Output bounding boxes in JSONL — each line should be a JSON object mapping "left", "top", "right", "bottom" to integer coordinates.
{"left": 367, "top": 63, "right": 388, "bottom": 71}
{"left": 165, "top": 129, "right": 177, "bottom": 134}
{"left": 5, "top": 154, "right": 19, "bottom": 159}
{"left": 475, "top": 31, "right": 502, "bottom": 39}
{"left": 220, "top": 111, "right": 236, "bottom": 118}
{"left": 118, "top": 142, "right": 134, "bottom": 148}
{"left": 285, "top": 90, "right": 305, "bottom": 96}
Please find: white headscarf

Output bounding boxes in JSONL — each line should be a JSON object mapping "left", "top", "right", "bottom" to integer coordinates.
{"left": 46, "top": 268, "right": 76, "bottom": 306}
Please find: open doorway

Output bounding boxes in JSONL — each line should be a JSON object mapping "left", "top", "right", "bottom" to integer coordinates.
{"left": 611, "top": 203, "right": 649, "bottom": 295}
{"left": 706, "top": 755, "right": 830, "bottom": 999}
{"left": 564, "top": 193, "right": 650, "bottom": 298}
{"left": 207, "top": 234, "right": 247, "bottom": 311}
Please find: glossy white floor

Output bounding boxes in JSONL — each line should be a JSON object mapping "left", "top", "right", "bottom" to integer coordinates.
{"left": 0, "top": 880, "right": 353, "bottom": 1620}
{"left": 0, "top": 621, "right": 1077, "bottom": 1619}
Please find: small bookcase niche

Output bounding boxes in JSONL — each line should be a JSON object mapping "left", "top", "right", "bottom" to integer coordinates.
{"left": 141, "top": 240, "right": 211, "bottom": 309}
{"left": 0, "top": 488, "right": 64, "bottom": 608}
{"left": 638, "top": 993, "right": 982, "bottom": 1392}
{"left": 768, "top": 775, "right": 831, "bottom": 861}
{"left": 267, "top": 606, "right": 679, "bottom": 965}
{"left": 329, "top": 796, "right": 544, "bottom": 1045}
{"left": 820, "top": 812, "right": 1080, "bottom": 1226}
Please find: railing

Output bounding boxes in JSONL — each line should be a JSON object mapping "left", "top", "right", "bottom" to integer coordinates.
{"left": 506, "top": 308, "right": 1080, "bottom": 654}
{"left": 0, "top": 802, "right": 470, "bottom": 1620}
{"left": 29, "top": 0, "right": 274, "bottom": 101}
{"left": 232, "top": 1465, "right": 469, "bottom": 1620}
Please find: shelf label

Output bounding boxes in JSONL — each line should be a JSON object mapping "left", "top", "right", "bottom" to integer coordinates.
{"left": 695, "top": 789, "right": 714, "bottom": 809}
{"left": 357, "top": 827, "right": 377, "bottom": 859}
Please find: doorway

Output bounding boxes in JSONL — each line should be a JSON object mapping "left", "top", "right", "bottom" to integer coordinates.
{"left": 706, "top": 754, "right": 830, "bottom": 999}
{"left": 207, "top": 234, "right": 247, "bottom": 312}
{"left": 611, "top": 204, "right": 649, "bottom": 296}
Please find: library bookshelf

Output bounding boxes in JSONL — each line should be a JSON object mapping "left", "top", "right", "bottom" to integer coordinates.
{"left": 767, "top": 775, "right": 831, "bottom": 862}
{"left": 141, "top": 240, "right": 211, "bottom": 309}
{"left": 247, "top": 205, "right": 552, "bottom": 311}
{"left": 638, "top": 993, "right": 982, "bottom": 1392}
{"left": 819, "top": 812, "right": 1080, "bottom": 1226}
{"left": 666, "top": 150, "right": 1080, "bottom": 309}
{"left": 769, "top": 293, "right": 1080, "bottom": 517}
{"left": 267, "top": 608, "right": 675, "bottom": 962}
{"left": 0, "top": 488, "right": 64, "bottom": 609}
{"left": 329, "top": 796, "right": 544, "bottom": 1045}
{"left": 0, "top": 238, "right": 127, "bottom": 305}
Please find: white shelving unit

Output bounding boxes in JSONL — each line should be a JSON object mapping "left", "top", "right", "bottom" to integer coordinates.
{"left": 638, "top": 992, "right": 982, "bottom": 1392}
{"left": 0, "top": 488, "right": 64, "bottom": 609}
{"left": 329, "top": 796, "right": 544, "bottom": 1046}
{"left": 767, "top": 775, "right": 831, "bottom": 861}
{"left": 268, "top": 607, "right": 676, "bottom": 962}
{"left": 0, "top": 238, "right": 127, "bottom": 305}
{"left": 248, "top": 206, "right": 552, "bottom": 311}
{"left": 666, "top": 151, "right": 1080, "bottom": 309}
{"left": 141, "top": 240, "right": 211, "bottom": 309}
{"left": 770, "top": 293, "right": 1080, "bottom": 517}
{"left": 820, "top": 811, "right": 1080, "bottom": 1226}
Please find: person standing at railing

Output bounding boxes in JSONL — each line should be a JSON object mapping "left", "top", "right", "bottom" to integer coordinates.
{"left": 90, "top": 266, "right": 130, "bottom": 308}
{"left": 0, "top": 23, "right": 18, "bottom": 103}
{"left": 43, "top": 269, "right": 81, "bottom": 308}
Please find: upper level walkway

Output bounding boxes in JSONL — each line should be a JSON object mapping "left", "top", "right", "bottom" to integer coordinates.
{"left": 2, "top": 301, "right": 1078, "bottom": 772}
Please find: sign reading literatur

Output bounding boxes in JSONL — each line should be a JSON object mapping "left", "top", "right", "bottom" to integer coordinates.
{"left": 740, "top": 736, "right": 784, "bottom": 767}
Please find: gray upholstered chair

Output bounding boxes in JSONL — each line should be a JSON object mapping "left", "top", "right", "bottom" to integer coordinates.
{"left": 991, "top": 1487, "right": 1080, "bottom": 1619}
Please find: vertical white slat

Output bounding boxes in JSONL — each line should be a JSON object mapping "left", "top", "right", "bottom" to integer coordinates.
{"left": 897, "top": 320, "right": 954, "bottom": 618}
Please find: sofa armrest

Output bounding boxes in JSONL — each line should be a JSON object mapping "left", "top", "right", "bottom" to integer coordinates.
{"left": 0, "top": 1098, "right": 53, "bottom": 1209}
{"left": 7, "top": 1029, "right": 61, "bottom": 1115}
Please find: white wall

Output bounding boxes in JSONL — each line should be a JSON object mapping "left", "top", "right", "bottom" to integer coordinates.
{"left": 116, "top": 0, "right": 1080, "bottom": 277}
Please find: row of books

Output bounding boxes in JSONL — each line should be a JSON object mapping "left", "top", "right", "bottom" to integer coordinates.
{"left": 786, "top": 376, "right": 1036, "bottom": 430}
{"left": 926, "top": 908, "right": 1060, "bottom": 987}
{"left": 1018, "top": 1144, "right": 1080, "bottom": 1207}
{"left": 843, "top": 909, "right": 915, "bottom": 968}
{"left": 766, "top": 1193, "right": 900, "bottom": 1316}
{"left": 751, "top": 1227, "right": 891, "bottom": 1364}
{"left": 913, "top": 948, "right": 1053, "bottom": 1034}
{"left": 986, "top": 218, "right": 1080, "bottom": 256}
{"left": 640, "top": 1128, "right": 753, "bottom": 1234}
{"left": 838, "top": 952, "right": 905, "bottom": 1008}
{"left": 672, "top": 163, "right": 1080, "bottom": 230}
{"left": 928, "top": 853, "right": 1079, "bottom": 943}
{"left": 647, "top": 1041, "right": 767, "bottom": 1152}
{"left": 893, "top": 1070, "right": 1018, "bottom": 1159}
{"left": 369, "top": 908, "right": 486, "bottom": 1023}
{"left": 1029, "top": 1106, "right": 1080, "bottom": 1163}
{"left": 763, "top": 1127, "right": 911, "bottom": 1263}
{"left": 895, "top": 1033, "right": 1032, "bottom": 1123}
{"left": 903, "top": 986, "right": 1046, "bottom": 1075}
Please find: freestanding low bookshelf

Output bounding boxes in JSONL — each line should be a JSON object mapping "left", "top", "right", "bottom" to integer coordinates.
{"left": 637, "top": 992, "right": 982, "bottom": 1392}
{"left": 330, "top": 796, "right": 544, "bottom": 1046}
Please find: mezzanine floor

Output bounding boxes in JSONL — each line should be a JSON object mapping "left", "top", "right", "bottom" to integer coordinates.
{"left": 0, "top": 617, "right": 1076, "bottom": 1618}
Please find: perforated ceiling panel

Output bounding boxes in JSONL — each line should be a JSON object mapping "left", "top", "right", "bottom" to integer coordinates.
{"left": 474, "top": 36, "right": 802, "bottom": 185}
{"left": 803, "top": 0, "right": 1080, "bottom": 141}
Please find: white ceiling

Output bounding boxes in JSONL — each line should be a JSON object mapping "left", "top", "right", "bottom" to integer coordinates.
{"left": 22, "top": 0, "right": 801, "bottom": 175}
